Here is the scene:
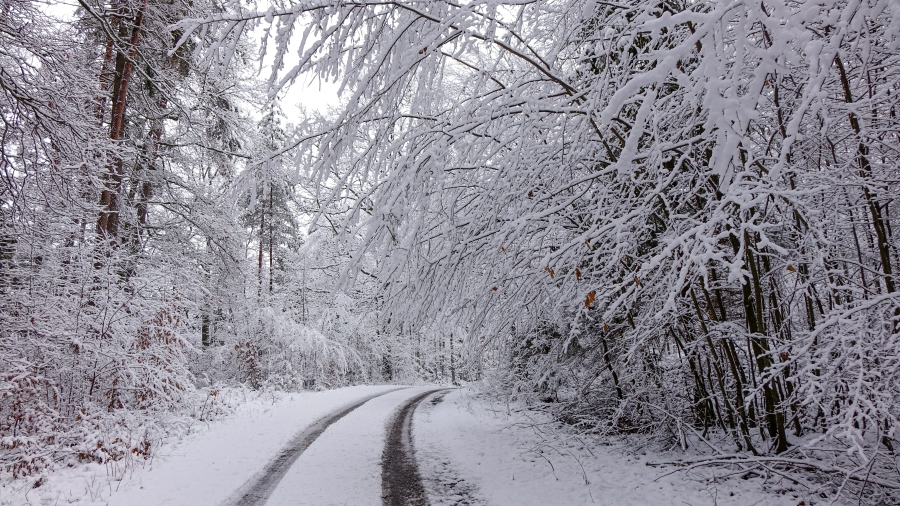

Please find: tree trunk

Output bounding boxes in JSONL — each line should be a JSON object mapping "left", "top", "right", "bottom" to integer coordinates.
{"left": 835, "top": 54, "right": 896, "bottom": 296}
{"left": 450, "top": 332, "right": 456, "bottom": 385}
{"left": 257, "top": 208, "right": 265, "bottom": 297}
{"left": 269, "top": 185, "right": 274, "bottom": 293}
{"left": 98, "top": 0, "right": 148, "bottom": 240}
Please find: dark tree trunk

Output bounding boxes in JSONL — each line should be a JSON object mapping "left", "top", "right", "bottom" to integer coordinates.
{"left": 98, "top": 0, "right": 148, "bottom": 241}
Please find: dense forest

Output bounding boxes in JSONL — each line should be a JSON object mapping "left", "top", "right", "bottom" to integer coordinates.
{"left": 2, "top": 0, "right": 899, "bottom": 502}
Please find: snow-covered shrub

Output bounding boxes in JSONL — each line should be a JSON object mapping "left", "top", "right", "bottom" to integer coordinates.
{"left": 228, "top": 304, "right": 366, "bottom": 390}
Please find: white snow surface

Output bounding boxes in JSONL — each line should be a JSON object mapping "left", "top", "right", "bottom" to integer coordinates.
{"left": 2, "top": 385, "right": 839, "bottom": 506}
{"left": 110, "top": 385, "right": 403, "bottom": 506}
{"left": 415, "top": 389, "right": 826, "bottom": 506}
{"left": 267, "top": 386, "right": 436, "bottom": 506}
{"left": 0, "top": 385, "right": 398, "bottom": 506}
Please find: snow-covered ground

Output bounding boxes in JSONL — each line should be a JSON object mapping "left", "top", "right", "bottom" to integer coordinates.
{"left": 0, "top": 385, "right": 399, "bottom": 506}
{"left": 415, "top": 389, "right": 825, "bottom": 506}
{"left": 2, "top": 385, "right": 832, "bottom": 506}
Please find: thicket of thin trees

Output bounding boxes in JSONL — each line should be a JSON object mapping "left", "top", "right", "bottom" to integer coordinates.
{"left": 181, "top": 0, "right": 900, "bottom": 500}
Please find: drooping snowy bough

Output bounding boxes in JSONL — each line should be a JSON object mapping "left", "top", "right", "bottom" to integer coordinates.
{"left": 180, "top": 0, "right": 900, "bottom": 500}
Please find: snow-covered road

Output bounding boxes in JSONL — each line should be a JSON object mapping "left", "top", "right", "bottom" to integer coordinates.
{"left": 13, "top": 385, "right": 824, "bottom": 506}
{"left": 264, "top": 387, "right": 442, "bottom": 506}
{"left": 227, "top": 386, "right": 409, "bottom": 505}
{"left": 100, "top": 386, "right": 406, "bottom": 506}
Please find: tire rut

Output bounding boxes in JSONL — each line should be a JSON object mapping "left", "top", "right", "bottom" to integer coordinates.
{"left": 223, "top": 387, "right": 406, "bottom": 506}
{"left": 382, "top": 388, "right": 451, "bottom": 506}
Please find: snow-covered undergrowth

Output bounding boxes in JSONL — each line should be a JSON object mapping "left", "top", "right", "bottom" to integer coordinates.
{"left": 419, "top": 387, "right": 840, "bottom": 506}
{"left": 0, "top": 279, "right": 420, "bottom": 496}
{"left": 0, "top": 302, "right": 370, "bottom": 480}
{"left": 469, "top": 372, "right": 891, "bottom": 505}
{"left": 0, "top": 384, "right": 249, "bottom": 504}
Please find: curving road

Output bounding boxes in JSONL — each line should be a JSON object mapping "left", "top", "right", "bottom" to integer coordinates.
{"left": 224, "top": 386, "right": 449, "bottom": 506}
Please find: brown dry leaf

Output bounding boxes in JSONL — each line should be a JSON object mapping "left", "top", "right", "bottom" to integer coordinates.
{"left": 575, "top": 268, "right": 582, "bottom": 280}
{"left": 786, "top": 265, "right": 797, "bottom": 272}
{"left": 545, "top": 267, "right": 555, "bottom": 279}
{"left": 585, "top": 291, "right": 596, "bottom": 308}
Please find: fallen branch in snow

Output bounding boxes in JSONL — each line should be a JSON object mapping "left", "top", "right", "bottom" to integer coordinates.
{"left": 646, "top": 454, "right": 900, "bottom": 491}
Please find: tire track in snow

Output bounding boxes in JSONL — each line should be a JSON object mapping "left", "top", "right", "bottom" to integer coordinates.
{"left": 416, "top": 391, "right": 486, "bottom": 506}
{"left": 382, "top": 388, "right": 452, "bottom": 506}
{"left": 224, "top": 387, "right": 406, "bottom": 506}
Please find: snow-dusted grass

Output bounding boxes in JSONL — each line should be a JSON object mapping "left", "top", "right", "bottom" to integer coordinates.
{"left": 416, "top": 388, "right": 833, "bottom": 506}
{"left": 0, "top": 385, "right": 398, "bottom": 506}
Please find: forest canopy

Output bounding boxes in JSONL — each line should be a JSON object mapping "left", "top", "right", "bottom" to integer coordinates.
{"left": 2, "top": 0, "right": 899, "bottom": 501}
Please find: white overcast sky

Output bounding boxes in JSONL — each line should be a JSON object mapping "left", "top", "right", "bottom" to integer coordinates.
{"left": 259, "top": 29, "right": 343, "bottom": 118}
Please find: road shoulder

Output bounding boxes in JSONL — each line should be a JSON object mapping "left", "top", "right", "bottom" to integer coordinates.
{"left": 414, "top": 388, "right": 808, "bottom": 506}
